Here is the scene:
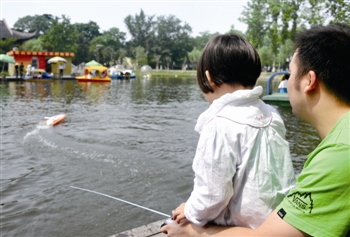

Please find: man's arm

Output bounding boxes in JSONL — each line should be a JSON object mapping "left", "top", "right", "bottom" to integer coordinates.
{"left": 161, "top": 210, "right": 310, "bottom": 237}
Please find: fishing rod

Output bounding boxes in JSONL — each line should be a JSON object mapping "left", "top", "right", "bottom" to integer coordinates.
{"left": 70, "top": 186, "right": 171, "bottom": 218}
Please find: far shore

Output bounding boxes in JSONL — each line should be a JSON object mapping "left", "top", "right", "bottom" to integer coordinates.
{"left": 137, "top": 70, "right": 274, "bottom": 82}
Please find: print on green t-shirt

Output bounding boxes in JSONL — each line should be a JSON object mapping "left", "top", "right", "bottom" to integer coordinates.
{"left": 285, "top": 191, "right": 313, "bottom": 214}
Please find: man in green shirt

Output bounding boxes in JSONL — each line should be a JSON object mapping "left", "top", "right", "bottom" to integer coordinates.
{"left": 161, "top": 23, "right": 350, "bottom": 237}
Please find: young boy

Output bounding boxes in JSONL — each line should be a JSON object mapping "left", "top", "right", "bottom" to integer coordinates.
{"left": 172, "top": 33, "right": 296, "bottom": 228}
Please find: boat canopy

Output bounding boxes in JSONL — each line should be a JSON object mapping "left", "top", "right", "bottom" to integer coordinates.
{"left": 85, "top": 65, "right": 108, "bottom": 71}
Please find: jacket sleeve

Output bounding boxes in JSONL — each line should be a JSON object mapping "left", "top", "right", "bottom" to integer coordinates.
{"left": 185, "top": 118, "right": 238, "bottom": 226}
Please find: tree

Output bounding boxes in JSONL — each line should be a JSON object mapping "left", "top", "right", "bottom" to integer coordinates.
{"left": 73, "top": 21, "right": 101, "bottom": 65}
{"left": 74, "top": 21, "right": 101, "bottom": 41}
{"left": 20, "top": 38, "right": 44, "bottom": 51}
{"left": 280, "top": 0, "right": 304, "bottom": 42}
{"left": 240, "top": 0, "right": 268, "bottom": 48}
{"left": 73, "top": 34, "right": 90, "bottom": 65}
{"left": 227, "top": 24, "right": 245, "bottom": 36}
{"left": 266, "top": 0, "right": 282, "bottom": 63}
{"left": 153, "top": 54, "right": 162, "bottom": 70}
{"left": 0, "top": 38, "right": 17, "bottom": 54}
{"left": 40, "top": 15, "right": 78, "bottom": 52}
{"left": 164, "top": 55, "right": 172, "bottom": 70}
{"left": 326, "top": 0, "right": 350, "bottom": 24}
{"left": 104, "top": 27, "right": 126, "bottom": 44}
{"left": 103, "top": 27, "right": 127, "bottom": 63}
{"left": 154, "top": 15, "right": 193, "bottom": 70}
{"left": 132, "top": 46, "right": 148, "bottom": 69}
{"left": 192, "top": 31, "right": 220, "bottom": 50}
{"left": 302, "top": 0, "right": 326, "bottom": 26}
{"left": 187, "top": 47, "right": 201, "bottom": 70}
{"left": 124, "top": 9, "right": 156, "bottom": 61}
{"left": 89, "top": 33, "right": 123, "bottom": 65}
{"left": 118, "top": 48, "right": 127, "bottom": 65}
{"left": 13, "top": 14, "right": 52, "bottom": 35}
{"left": 258, "top": 46, "right": 274, "bottom": 71}
{"left": 277, "top": 39, "right": 294, "bottom": 70}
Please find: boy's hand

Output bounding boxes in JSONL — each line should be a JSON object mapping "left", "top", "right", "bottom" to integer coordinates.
{"left": 172, "top": 202, "right": 187, "bottom": 223}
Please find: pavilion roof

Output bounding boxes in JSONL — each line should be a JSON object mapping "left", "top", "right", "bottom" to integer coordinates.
{"left": 0, "top": 19, "right": 37, "bottom": 40}
{"left": 7, "top": 50, "right": 75, "bottom": 57}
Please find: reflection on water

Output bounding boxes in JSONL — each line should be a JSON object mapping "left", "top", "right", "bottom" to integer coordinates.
{"left": 1, "top": 77, "right": 320, "bottom": 237}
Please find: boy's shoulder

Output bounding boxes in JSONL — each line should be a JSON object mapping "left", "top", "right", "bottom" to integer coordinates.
{"left": 217, "top": 100, "right": 282, "bottom": 128}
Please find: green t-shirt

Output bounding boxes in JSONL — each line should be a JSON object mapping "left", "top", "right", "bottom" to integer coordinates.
{"left": 276, "top": 112, "right": 350, "bottom": 237}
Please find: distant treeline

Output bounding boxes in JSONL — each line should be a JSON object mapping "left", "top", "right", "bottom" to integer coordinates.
{"left": 1, "top": 1, "right": 349, "bottom": 71}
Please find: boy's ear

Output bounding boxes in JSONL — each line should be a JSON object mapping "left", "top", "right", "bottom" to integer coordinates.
{"left": 205, "top": 70, "right": 214, "bottom": 86}
{"left": 304, "top": 70, "right": 318, "bottom": 93}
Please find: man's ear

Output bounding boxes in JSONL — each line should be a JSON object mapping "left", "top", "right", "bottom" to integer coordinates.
{"left": 304, "top": 70, "right": 318, "bottom": 93}
{"left": 205, "top": 70, "right": 215, "bottom": 87}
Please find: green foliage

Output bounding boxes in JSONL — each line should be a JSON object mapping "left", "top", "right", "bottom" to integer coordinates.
{"left": 89, "top": 33, "right": 124, "bottom": 64}
{"left": 20, "top": 38, "right": 44, "bottom": 51}
{"left": 258, "top": 46, "right": 274, "bottom": 68}
{"left": 132, "top": 46, "right": 148, "bottom": 68}
{"left": 240, "top": 0, "right": 268, "bottom": 48}
{"left": 187, "top": 47, "right": 201, "bottom": 70}
{"left": 73, "top": 21, "right": 102, "bottom": 64}
{"left": 74, "top": 21, "right": 101, "bottom": 41}
{"left": 0, "top": 71, "right": 10, "bottom": 76}
{"left": 13, "top": 14, "right": 52, "bottom": 35}
{"left": 124, "top": 9, "right": 156, "bottom": 59}
{"left": 192, "top": 31, "right": 220, "bottom": 50}
{"left": 101, "top": 27, "right": 127, "bottom": 64}
{"left": 187, "top": 47, "right": 201, "bottom": 63}
{"left": 277, "top": 39, "right": 294, "bottom": 69}
{"left": 74, "top": 34, "right": 91, "bottom": 65}
{"left": 103, "top": 27, "right": 126, "bottom": 44}
{"left": 227, "top": 24, "right": 246, "bottom": 36}
{"left": 9, "top": 3, "right": 350, "bottom": 71}
{"left": 266, "top": 0, "right": 281, "bottom": 56}
{"left": 326, "top": 0, "right": 350, "bottom": 24}
{"left": 154, "top": 14, "right": 193, "bottom": 69}
{"left": 302, "top": 0, "right": 326, "bottom": 26}
{"left": 40, "top": 15, "right": 78, "bottom": 52}
{"left": 0, "top": 38, "right": 17, "bottom": 54}
{"left": 241, "top": 0, "right": 349, "bottom": 69}
{"left": 124, "top": 11, "right": 193, "bottom": 69}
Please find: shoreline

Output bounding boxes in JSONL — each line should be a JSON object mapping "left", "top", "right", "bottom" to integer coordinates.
{"left": 2, "top": 72, "right": 273, "bottom": 82}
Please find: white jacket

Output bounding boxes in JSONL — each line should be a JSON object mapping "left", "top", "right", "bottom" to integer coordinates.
{"left": 185, "top": 86, "right": 296, "bottom": 228}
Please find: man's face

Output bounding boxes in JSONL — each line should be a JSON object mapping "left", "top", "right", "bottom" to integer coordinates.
{"left": 288, "top": 52, "right": 304, "bottom": 118}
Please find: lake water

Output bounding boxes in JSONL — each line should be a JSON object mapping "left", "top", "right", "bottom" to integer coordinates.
{"left": 1, "top": 77, "right": 321, "bottom": 237}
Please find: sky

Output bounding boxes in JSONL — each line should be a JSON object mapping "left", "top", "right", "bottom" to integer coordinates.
{"left": 0, "top": 0, "right": 248, "bottom": 39}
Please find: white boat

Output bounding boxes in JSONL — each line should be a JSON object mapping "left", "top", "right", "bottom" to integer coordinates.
{"left": 108, "top": 65, "right": 136, "bottom": 79}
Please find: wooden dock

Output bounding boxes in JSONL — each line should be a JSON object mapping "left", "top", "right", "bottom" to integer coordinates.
{"left": 110, "top": 219, "right": 167, "bottom": 237}
{"left": 3, "top": 75, "right": 76, "bottom": 81}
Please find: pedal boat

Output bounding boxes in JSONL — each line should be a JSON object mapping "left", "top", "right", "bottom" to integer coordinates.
{"left": 76, "top": 66, "right": 111, "bottom": 82}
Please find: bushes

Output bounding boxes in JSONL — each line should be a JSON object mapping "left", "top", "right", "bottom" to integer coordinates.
{"left": 0, "top": 71, "right": 10, "bottom": 77}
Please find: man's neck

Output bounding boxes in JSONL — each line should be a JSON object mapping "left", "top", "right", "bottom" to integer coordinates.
{"left": 307, "top": 94, "right": 350, "bottom": 140}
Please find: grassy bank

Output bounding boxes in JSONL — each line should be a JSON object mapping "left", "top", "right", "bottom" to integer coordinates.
{"left": 135, "top": 69, "right": 196, "bottom": 78}
{"left": 134, "top": 69, "right": 274, "bottom": 81}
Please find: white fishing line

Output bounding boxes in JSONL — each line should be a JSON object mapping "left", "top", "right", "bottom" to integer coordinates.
{"left": 70, "top": 186, "right": 170, "bottom": 218}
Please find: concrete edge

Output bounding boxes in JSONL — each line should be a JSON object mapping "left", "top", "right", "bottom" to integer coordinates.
{"left": 110, "top": 219, "right": 167, "bottom": 237}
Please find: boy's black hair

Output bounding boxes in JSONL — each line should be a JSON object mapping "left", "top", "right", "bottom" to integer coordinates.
{"left": 294, "top": 23, "right": 350, "bottom": 105}
{"left": 197, "top": 33, "right": 261, "bottom": 93}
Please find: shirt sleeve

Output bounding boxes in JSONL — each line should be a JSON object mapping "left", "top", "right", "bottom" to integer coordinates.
{"left": 276, "top": 145, "right": 350, "bottom": 237}
{"left": 185, "top": 118, "right": 238, "bottom": 226}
